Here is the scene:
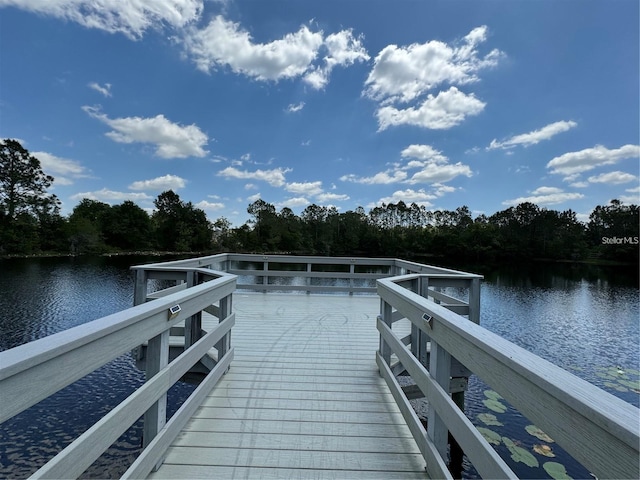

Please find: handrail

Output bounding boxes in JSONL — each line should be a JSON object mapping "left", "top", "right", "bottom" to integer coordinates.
{"left": 377, "top": 275, "right": 640, "bottom": 480}
{"left": 0, "top": 267, "right": 236, "bottom": 478}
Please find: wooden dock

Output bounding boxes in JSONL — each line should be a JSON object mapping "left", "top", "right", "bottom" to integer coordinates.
{"left": 148, "top": 293, "right": 427, "bottom": 479}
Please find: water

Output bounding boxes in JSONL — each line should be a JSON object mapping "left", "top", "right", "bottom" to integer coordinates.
{"left": 0, "top": 256, "right": 638, "bottom": 478}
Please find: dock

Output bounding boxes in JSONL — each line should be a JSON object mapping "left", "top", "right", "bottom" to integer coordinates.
{"left": 1, "top": 253, "right": 638, "bottom": 480}
{"left": 149, "top": 293, "right": 426, "bottom": 479}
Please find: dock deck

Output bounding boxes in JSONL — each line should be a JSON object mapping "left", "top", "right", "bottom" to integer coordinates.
{"left": 148, "top": 293, "right": 426, "bottom": 479}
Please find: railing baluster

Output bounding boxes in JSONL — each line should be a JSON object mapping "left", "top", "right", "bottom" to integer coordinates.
{"left": 143, "top": 330, "right": 169, "bottom": 456}
{"left": 427, "top": 340, "right": 450, "bottom": 460}
{"left": 379, "top": 300, "right": 393, "bottom": 366}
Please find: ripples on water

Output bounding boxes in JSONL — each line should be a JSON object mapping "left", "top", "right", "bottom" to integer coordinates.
{"left": 0, "top": 257, "right": 638, "bottom": 478}
{"left": 0, "top": 256, "right": 195, "bottom": 479}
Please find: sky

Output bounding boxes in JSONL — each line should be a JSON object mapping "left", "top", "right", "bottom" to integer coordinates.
{"left": 1, "top": 0, "right": 639, "bottom": 227}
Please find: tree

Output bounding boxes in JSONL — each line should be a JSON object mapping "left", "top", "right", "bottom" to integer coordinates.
{"left": 0, "top": 139, "right": 58, "bottom": 219}
{"left": 0, "top": 139, "right": 60, "bottom": 254}
{"left": 102, "top": 201, "right": 151, "bottom": 250}
{"left": 152, "top": 191, "right": 212, "bottom": 251}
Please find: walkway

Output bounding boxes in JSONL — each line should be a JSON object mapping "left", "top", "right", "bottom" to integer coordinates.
{"left": 147, "top": 293, "right": 427, "bottom": 479}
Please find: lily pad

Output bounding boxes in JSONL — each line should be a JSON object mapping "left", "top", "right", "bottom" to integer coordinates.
{"left": 533, "top": 444, "right": 556, "bottom": 457}
{"left": 484, "top": 389, "right": 503, "bottom": 401}
{"left": 477, "top": 427, "right": 502, "bottom": 445}
{"left": 503, "top": 437, "right": 539, "bottom": 468}
{"left": 483, "top": 398, "right": 507, "bottom": 413}
{"left": 525, "top": 425, "right": 554, "bottom": 443}
{"left": 478, "top": 413, "right": 503, "bottom": 426}
{"left": 618, "top": 378, "right": 640, "bottom": 390}
{"left": 604, "top": 381, "right": 628, "bottom": 392}
{"left": 543, "top": 461, "right": 573, "bottom": 480}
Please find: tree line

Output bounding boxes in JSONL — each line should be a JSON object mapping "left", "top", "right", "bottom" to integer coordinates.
{"left": 1, "top": 139, "right": 638, "bottom": 264}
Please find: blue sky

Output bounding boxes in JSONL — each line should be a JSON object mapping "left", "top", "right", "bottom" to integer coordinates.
{"left": 1, "top": 0, "right": 638, "bottom": 226}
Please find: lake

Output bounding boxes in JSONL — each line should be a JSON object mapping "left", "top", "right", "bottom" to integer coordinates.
{"left": 0, "top": 255, "right": 638, "bottom": 479}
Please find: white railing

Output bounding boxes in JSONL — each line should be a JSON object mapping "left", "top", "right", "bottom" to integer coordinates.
{"left": 377, "top": 274, "right": 640, "bottom": 480}
{"left": 131, "top": 253, "right": 474, "bottom": 295}
{"left": 0, "top": 267, "right": 236, "bottom": 479}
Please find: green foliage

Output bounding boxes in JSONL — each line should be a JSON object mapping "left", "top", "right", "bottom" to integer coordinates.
{"left": 502, "top": 436, "right": 539, "bottom": 468}
{"left": 477, "top": 427, "right": 502, "bottom": 445}
{"left": 543, "top": 461, "right": 573, "bottom": 480}
{"left": 525, "top": 425, "right": 554, "bottom": 443}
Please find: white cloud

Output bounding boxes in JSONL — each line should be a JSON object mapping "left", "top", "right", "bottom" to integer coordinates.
{"left": 70, "top": 188, "right": 152, "bottom": 203}
{"left": 128, "top": 174, "right": 187, "bottom": 191}
{"left": 302, "top": 29, "right": 369, "bottom": 89}
{"left": 340, "top": 170, "right": 408, "bottom": 185}
{"left": 364, "top": 25, "right": 502, "bottom": 104}
{"left": 285, "top": 181, "right": 323, "bottom": 196}
{"left": 218, "top": 166, "right": 291, "bottom": 187}
{"left": 279, "top": 197, "right": 310, "bottom": 208}
{"left": 182, "top": 17, "right": 368, "bottom": 88}
{"left": 401, "top": 144, "right": 448, "bottom": 164}
{"left": 88, "top": 82, "right": 112, "bottom": 97}
{"left": 376, "top": 87, "right": 485, "bottom": 131}
{"left": 375, "top": 189, "right": 436, "bottom": 207}
{"left": 182, "top": 16, "right": 323, "bottom": 80}
{"left": 587, "top": 171, "right": 638, "bottom": 185}
{"left": 547, "top": 144, "right": 640, "bottom": 176}
{"left": 503, "top": 187, "right": 584, "bottom": 207}
{"left": 82, "top": 106, "right": 208, "bottom": 158}
{"left": 620, "top": 186, "right": 640, "bottom": 204}
{"left": 33, "top": 151, "right": 91, "bottom": 185}
{"left": 286, "top": 102, "right": 305, "bottom": 113}
{"left": 195, "top": 200, "right": 225, "bottom": 211}
{"left": 246, "top": 192, "right": 262, "bottom": 203}
{"left": 316, "top": 192, "right": 349, "bottom": 202}
{"left": 488, "top": 120, "right": 577, "bottom": 150}
{"left": 0, "top": 0, "right": 203, "bottom": 39}
{"left": 407, "top": 162, "right": 473, "bottom": 184}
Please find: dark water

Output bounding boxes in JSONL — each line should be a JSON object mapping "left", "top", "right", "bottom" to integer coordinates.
{"left": 0, "top": 256, "right": 638, "bottom": 479}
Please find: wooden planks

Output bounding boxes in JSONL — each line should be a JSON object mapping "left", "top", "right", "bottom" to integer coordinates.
{"left": 148, "top": 293, "right": 427, "bottom": 479}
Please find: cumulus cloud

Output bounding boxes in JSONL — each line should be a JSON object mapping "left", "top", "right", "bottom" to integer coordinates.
{"left": 400, "top": 144, "right": 449, "bottom": 164}
{"left": 33, "top": 151, "right": 91, "bottom": 185}
{"left": 587, "top": 171, "right": 638, "bottom": 185}
{"left": 342, "top": 143, "right": 472, "bottom": 187}
{"left": 0, "top": 0, "right": 203, "bottom": 39}
{"left": 363, "top": 26, "right": 501, "bottom": 131}
{"left": 376, "top": 87, "right": 485, "bottom": 131}
{"left": 340, "top": 170, "right": 408, "bottom": 185}
{"left": 279, "top": 197, "right": 311, "bottom": 209}
{"left": 364, "top": 26, "right": 501, "bottom": 104}
{"left": 128, "top": 174, "right": 187, "bottom": 191}
{"left": 286, "top": 102, "right": 305, "bottom": 113}
{"left": 317, "top": 192, "right": 349, "bottom": 202}
{"left": 620, "top": 186, "right": 640, "bottom": 204}
{"left": 302, "top": 29, "right": 369, "bottom": 89}
{"left": 375, "top": 188, "right": 436, "bottom": 207}
{"left": 488, "top": 120, "right": 577, "bottom": 150}
{"left": 181, "top": 16, "right": 368, "bottom": 88}
{"left": 547, "top": 144, "right": 640, "bottom": 177}
{"left": 503, "top": 186, "right": 584, "bottom": 206}
{"left": 218, "top": 166, "right": 291, "bottom": 187}
{"left": 88, "top": 82, "right": 112, "bottom": 97}
{"left": 82, "top": 106, "right": 208, "bottom": 158}
{"left": 406, "top": 162, "right": 473, "bottom": 184}
{"left": 285, "top": 181, "right": 323, "bottom": 196}
{"left": 195, "top": 200, "right": 225, "bottom": 211}
{"left": 70, "top": 188, "right": 152, "bottom": 203}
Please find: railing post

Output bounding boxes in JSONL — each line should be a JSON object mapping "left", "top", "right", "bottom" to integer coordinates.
{"left": 306, "top": 263, "right": 312, "bottom": 294}
{"left": 468, "top": 277, "right": 481, "bottom": 324}
{"left": 379, "top": 299, "right": 393, "bottom": 366}
{"left": 417, "top": 276, "right": 430, "bottom": 367}
{"left": 133, "top": 269, "right": 148, "bottom": 306}
{"left": 349, "top": 262, "right": 355, "bottom": 295}
{"left": 263, "top": 259, "right": 269, "bottom": 293}
{"left": 184, "top": 271, "right": 202, "bottom": 348}
{"left": 428, "top": 340, "right": 450, "bottom": 460}
{"left": 143, "top": 330, "right": 169, "bottom": 455}
{"left": 216, "top": 293, "right": 232, "bottom": 367}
